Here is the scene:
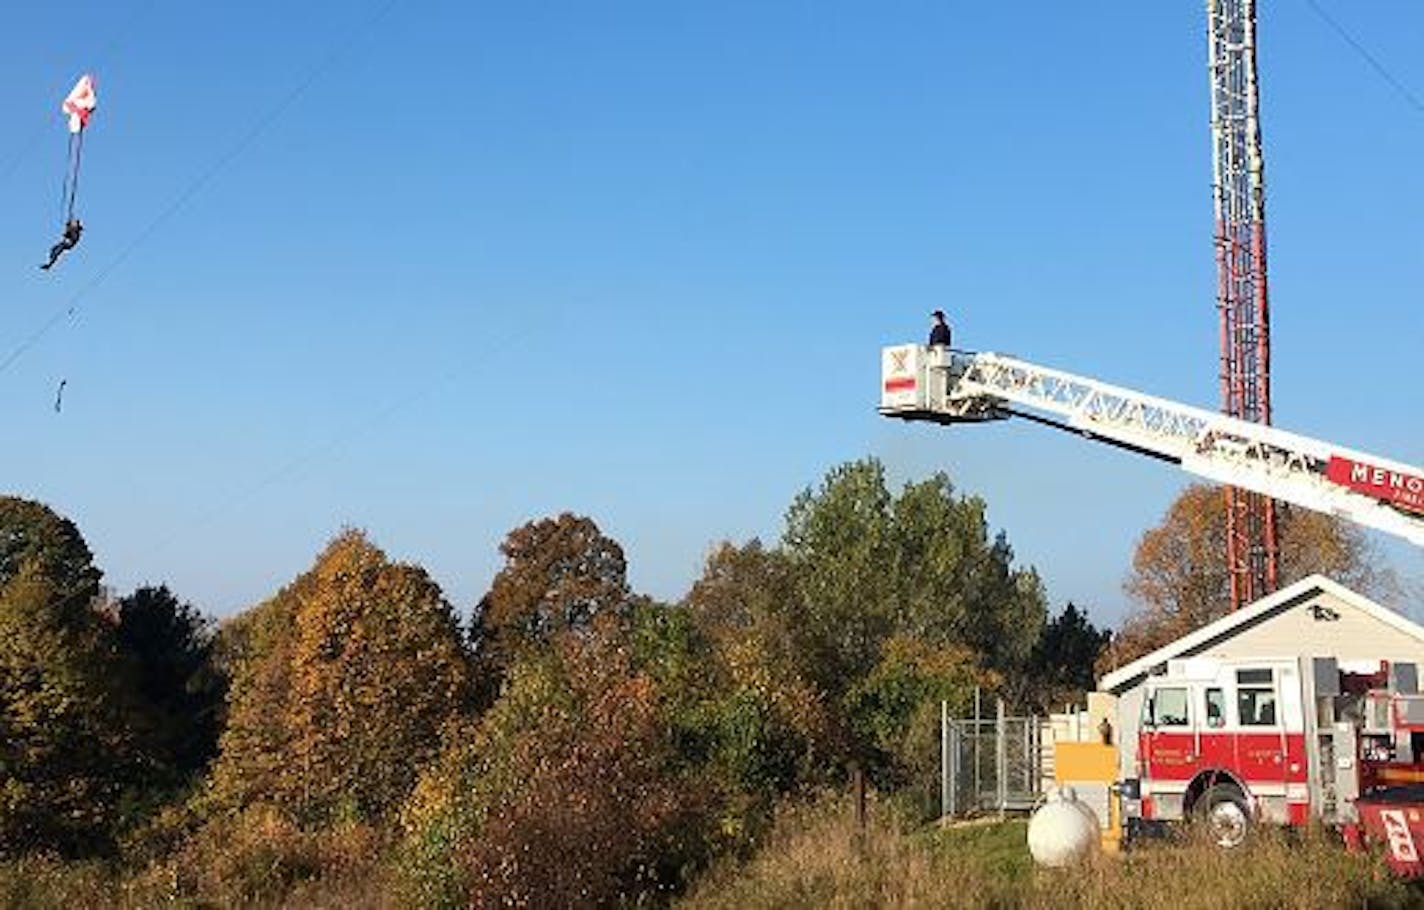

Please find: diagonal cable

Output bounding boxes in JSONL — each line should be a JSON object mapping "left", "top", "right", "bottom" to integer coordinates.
{"left": 1304, "top": 0, "right": 1424, "bottom": 116}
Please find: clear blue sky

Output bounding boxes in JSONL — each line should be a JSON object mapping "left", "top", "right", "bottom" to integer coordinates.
{"left": 2, "top": 1, "right": 1420, "bottom": 625}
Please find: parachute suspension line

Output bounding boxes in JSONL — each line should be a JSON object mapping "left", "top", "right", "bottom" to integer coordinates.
{"left": 64, "top": 130, "right": 85, "bottom": 223}
{"left": 59, "top": 132, "right": 76, "bottom": 226}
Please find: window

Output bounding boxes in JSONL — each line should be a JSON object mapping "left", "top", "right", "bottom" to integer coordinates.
{"left": 1151, "top": 687, "right": 1190, "bottom": 727}
{"left": 1237, "top": 668, "right": 1273, "bottom": 685}
{"left": 1238, "top": 687, "right": 1278, "bottom": 726}
{"left": 1205, "top": 688, "right": 1226, "bottom": 728}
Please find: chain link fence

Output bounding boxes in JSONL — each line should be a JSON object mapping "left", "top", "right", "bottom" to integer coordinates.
{"left": 939, "top": 692, "right": 1046, "bottom": 818}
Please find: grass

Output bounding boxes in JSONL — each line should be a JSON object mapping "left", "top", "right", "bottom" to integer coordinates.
{"left": 3, "top": 795, "right": 1420, "bottom": 908}
{"left": 680, "top": 794, "right": 1421, "bottom": 910}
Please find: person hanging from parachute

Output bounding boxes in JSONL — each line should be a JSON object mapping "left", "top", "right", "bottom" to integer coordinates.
{"left": 41, "top": 73, "right": 96, "bottom": 271}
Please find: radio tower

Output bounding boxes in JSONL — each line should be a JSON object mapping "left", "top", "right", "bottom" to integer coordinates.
{"left": 1207, "top": 0, "right": 1279, "bottom": 610}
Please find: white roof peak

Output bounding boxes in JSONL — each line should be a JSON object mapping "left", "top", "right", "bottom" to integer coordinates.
{"left": 1098, "top": 575, "right": 1422, "bottom": 694}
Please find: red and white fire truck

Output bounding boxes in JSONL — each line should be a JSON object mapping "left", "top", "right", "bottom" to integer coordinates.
{"left": 1128, "top": 654, "right": 1424, "bottom": 868}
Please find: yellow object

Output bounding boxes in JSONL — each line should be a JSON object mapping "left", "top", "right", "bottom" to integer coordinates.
{"left": 1053, "top": 741, "right": 1122, "bottom": 853}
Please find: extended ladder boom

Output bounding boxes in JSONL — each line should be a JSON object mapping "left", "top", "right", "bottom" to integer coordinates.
{"left": 880, "top": 345, "right": 1424, "bottom": 547}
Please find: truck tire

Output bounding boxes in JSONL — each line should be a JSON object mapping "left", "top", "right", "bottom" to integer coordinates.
{"left": 1196, "top": 784, "right": 1250, "bottom": 848}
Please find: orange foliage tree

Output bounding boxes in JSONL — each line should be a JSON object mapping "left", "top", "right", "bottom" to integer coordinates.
{"left": 470, "top": 513, "right": 632, "bottom": 704}
{"left": 206, "top": 530, "right": 470, "bottom": 823}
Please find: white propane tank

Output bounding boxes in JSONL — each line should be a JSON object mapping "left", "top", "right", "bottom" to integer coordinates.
{"left": 1027, "top": 786, "right": 1100, "bottom": 868}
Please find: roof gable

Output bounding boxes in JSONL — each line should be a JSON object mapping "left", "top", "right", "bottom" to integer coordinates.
{"left": 1099, "top": 575, "right": 1424, "bottom": 693}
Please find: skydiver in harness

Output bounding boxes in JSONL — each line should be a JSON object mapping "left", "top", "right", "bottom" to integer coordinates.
{"left": 40, "top": 74, "right": 96, "bottom": 273}
{"left": 40, "top": 218, "right": 83, "bottom": 271}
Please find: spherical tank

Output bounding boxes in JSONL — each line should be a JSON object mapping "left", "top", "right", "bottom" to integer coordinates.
{"left": 1027, "top": 786, "right": 1100, "bottom": 868}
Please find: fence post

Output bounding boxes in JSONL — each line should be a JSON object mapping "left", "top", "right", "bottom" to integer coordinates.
{"left": 950, "top": 721, "right": 959, "bottom": 817}
{"left": 973, "top": 687, "right": 982, "bottom": 810}
{"left": 1030, "top": 713, "right": 1040, "bottom": 797}
{"left": 996, "top": 698, "right": 1007, "bottom": 816}
{"left": 940, "top": 699, "right": 950, "bottom": 821}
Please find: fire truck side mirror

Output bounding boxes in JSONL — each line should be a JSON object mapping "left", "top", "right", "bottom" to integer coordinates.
{"left": 1142, "top": 696, "right": 1156, "bottom": 729}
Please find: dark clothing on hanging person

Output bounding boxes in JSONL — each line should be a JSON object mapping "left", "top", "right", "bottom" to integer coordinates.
{"left": 40, "top": 219, "right": 82, "bottom": 271}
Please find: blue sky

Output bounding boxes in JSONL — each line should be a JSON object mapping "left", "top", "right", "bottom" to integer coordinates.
{"left": 2, "top": 1, "right": 1420, "bottom": 625}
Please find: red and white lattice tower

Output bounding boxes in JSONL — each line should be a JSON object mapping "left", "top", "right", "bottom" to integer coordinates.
{"left": 1207, "top": 0, "right": 1278, "bottom": 610}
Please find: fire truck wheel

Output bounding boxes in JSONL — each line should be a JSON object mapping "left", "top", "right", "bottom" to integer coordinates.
{"left": 1196, "top": 785, "right": 1250, "bottom": 849}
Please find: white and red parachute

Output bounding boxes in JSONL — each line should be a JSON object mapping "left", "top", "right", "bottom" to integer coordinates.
{"left": 62, "top": 74, "right": 97, "bottom": 134}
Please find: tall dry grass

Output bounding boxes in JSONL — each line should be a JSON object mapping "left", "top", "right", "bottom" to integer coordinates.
{"left": 681, "top": 793, "right": 1418, "bottom": 910}
{"left": 0, "top": 808, "right": 394, "bottom": 910}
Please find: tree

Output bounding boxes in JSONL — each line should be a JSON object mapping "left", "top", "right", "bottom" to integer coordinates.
{"left": 0, "top": 498, "right": 133, "bottom": 855}
{"left": 782, "top": 460, "right": 1044, "bottom": 696}
{"left": 0, "top": 497, "right": 101, "bottom": 606}
{"left": 399, "top": 634, "right": 711, "bottom": 908}
{"left": 113, "top": 585, "right": 227, "bottom": 785}
{"left": 1016, "top": 603, "right": 1110, "bottom": 711}
{"left": 682, "top": 541, "right": 835, "bottom": 798}
{"left": 203, "top": 581, "right": 303, "bottom": 815}
{"left": 206, "top": 530, "right": 470, "bottom": 823}
{"left": 681, "top": 459, "right": 1047, "bottom": 793}
{"left": 1106, "top": 483, "right": 1391, "bottom": 669}
{"left": 470, "top": 513, "right": 632, "bottom": 702}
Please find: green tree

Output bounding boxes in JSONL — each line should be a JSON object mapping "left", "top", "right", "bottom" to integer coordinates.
{"left": 781, "top": 459, "right": 1045, "bottom": 769}
{"left": 784, "top": 461, "right": 1045, "bottom": 686}
{"left": 0, "top": 497, "right": 101, "bottom": 604}
{"left": 682, "top": 541, "right": 834, "bottom": 798}
{"left": 1015, "top": 602, "right": 1110, "bottom": 711}
{"left": 206, "top": 530, "right": 470, "bottom": 823}
{"left": 114, "top": 585, "right": 227, "bottom": 786}
{"left": 0, "top": 498, "right": 133, "bottom": 855}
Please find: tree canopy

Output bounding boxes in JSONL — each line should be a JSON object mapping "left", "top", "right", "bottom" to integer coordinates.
{"left": 470, "top": 513, "right": 632, "bottom": 703}
{"left": 207, "top": 530, "right": 470, "bottom": 823}
{"left": 0, "top": 498, "right": 130, "bottom": 854}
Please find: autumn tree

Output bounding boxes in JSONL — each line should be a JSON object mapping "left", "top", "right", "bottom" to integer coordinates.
{"left": 470, "top": 513, "right": 632, "bottom": 703}
{"left": 206, "top": 530, "right": 470, "bottom": 823}
{"left": 0, "top": 497, "right": 134, "bottom": 855}
{"left": 646, "top": 551, "right": 832, "bottom": 843}
{"left": 682, "top": 541, "right": 835, "bottom": 795}
{"left": 203, "top": 582, "right": 303, "bottom": 815}
{"left": 1105, "top": 483, "right": 1390, "bottom": 669}
{"left": 400, "top": 633, "right": 711, "bottom": 908}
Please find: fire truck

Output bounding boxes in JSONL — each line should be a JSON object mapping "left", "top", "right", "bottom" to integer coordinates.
{"left": 1128, "top": 655, "right": 1424, "bottom": 861}
{"left": 880, "top": 344, "right": 1424, "bottom": 868}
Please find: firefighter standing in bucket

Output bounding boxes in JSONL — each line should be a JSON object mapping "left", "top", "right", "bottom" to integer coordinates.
{"left": 929, "top": 310, "right": 952, "bottom": 348}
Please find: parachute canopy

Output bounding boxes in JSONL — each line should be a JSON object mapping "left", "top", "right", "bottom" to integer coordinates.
{"left": 62, "top": 74, "right": 96, "bottom": 134}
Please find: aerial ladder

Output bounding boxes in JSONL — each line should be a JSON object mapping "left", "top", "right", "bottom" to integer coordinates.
{"left": 880, "top": 345, "right": 1424, "bottom": 547}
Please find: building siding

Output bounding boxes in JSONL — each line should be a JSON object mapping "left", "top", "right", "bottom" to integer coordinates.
{"left": 1196, "top": 591, "right": 1424, "bottom": 666}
